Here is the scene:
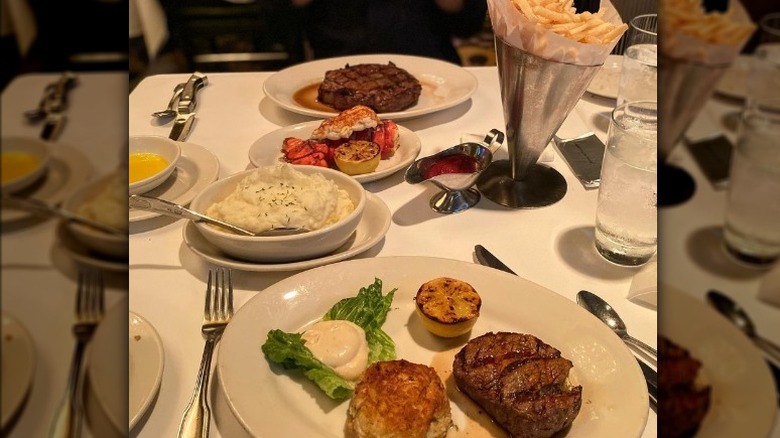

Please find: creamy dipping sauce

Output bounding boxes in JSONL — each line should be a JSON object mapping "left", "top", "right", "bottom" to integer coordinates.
{"left": 128, "top": 152, "right": 169, "bottom": 183}
{"left": 301, "top": 320, "right": 369, "bottom": 381}
{"left": 1, "top": 152, "right": 40, "bottom": 183}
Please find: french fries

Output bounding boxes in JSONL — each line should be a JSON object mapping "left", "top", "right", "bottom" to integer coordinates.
{"left": 510, "top": 0, "right": 627, "bottom": 44}
{"left": 659, "top": 0, "right": 755, "bottom": 46}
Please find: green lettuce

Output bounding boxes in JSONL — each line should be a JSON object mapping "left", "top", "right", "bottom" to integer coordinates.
{"left": 261, "top": 278, "right": 397, "bottom": 400}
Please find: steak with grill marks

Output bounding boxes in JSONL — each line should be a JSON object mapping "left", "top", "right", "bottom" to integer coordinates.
{"left": 453, "top": 332, "right": 583, "bottom": 438}
{"left": 317, "top": 62, "right": 422, "bottom": 113}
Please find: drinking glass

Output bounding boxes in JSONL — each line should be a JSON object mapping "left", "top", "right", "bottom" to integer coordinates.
{"left": 595, "top": 101, "right": 658, "bottom": 266}
{"left": 723, "top": 100, "right": 780, "bottom": 267}
{"left": 616, "top": 14, "right": 658, "bottom": 106}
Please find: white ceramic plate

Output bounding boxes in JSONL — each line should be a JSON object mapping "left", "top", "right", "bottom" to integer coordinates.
{"left": 586, "top": 54, "right": 622, "bottom": 100}
{"left": 129, "top": 311, "right": 165, "bottom": 430}
{"left": 183, "top": 192, "right": 390, "bottom": 272}
{"left": 248, "top": 121, "right": 421, "bottom": 184}
{"left": 1, "top": 143, "right": 92, "bottom": 223}
{"left": 660, "top": 286, "right": 777, "bottom": 437}
{"left": 1, "top": 312, "right": 35, "bottom": 429}
{"left": 263, "top": 54, "right": 478, "bottom": 120}
{"left": 714, "top": 55, "right": 752, "bottom": 100}
{"left": 217, "top": 257, "right": 649, "bottom": 437}
{"left": 55, "top": 222, "right": 127, "bottom": 272}
{"left": 129, "top": 141, "right": 220, "bottom": 222}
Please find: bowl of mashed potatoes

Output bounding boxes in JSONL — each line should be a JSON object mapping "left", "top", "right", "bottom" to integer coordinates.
{"left": 62, "top": 171, "right": 128, "bottom": 259}
{"left": 189, "top": 164, "right": 366, "bottom": 262}
{"left": 1, "top": 136, "right": 51, "bottom": 193}
{"left": 128, "top": 135, "right": 181, "bottom": 195}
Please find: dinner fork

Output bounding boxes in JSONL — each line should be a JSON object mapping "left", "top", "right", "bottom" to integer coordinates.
{"left": 177, "top": 268, "right": 234, "bottom": 438}
{"left": 50, "top": 270, "right": 104, "bottom": 438}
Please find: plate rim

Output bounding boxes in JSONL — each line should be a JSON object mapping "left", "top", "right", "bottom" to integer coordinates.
{"left": 128, "top": 310, "right": 165, "bottom": 429}
{"left": 247, "top": 120, "right": 422, "bottom": 184}
{"left": 586, "top": 54, "right": 623, "bottom": 100}
{"left": 262, "top": 53, "right": 479, "bottom": 120}
{"left": 1, "top": 311, "right": 36, "bottom": 429}
{"left": 217, "top": 256, "right": 650, "bottom": 437}
{"left": 182, "top": 192, "right": 391, "bottom": 272}
{"left": 55, "top": 222, "right": 128, "bottom": 272}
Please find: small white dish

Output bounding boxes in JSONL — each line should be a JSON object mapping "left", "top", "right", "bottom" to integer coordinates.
{"left": 129, "top": 141, "right": 220, "bottom": 223}
{"left": 183, "top": 192, "right": 390, "bottom": 272}
{"left": 128, "top": 135, "right": 181, "bottom": 195}
{"left": 263, "top": 54, "right": 478, "bottom": 120}
{"left": 1, "top": 142, "right": 92, "bottom": 223}
{"left": 248, "top": 121, "right": 422, "bottom": 184}
{"left": 129, "top": 311, "right": 165, "bottom": 430}
{"left": 586, "top": 54, "right": 623, "bottom": 100}
{"left": 1, "top": 136, "right": 51, "bottom": 193}
{"left": 1, "top": 311, "right": 36, "bottom": 429}
{"left": 55, "top": 222, "right": 127, "bottom": 271}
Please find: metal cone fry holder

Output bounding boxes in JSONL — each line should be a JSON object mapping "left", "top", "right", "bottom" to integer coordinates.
{"left": 477, "top": 36, "right": 602, "bottom": 208}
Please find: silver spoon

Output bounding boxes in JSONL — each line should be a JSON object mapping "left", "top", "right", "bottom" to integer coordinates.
{"left": 707, "top": 290, "right": 780, "bottom": 363}
{"left": 576, "top": 290, "right": 657, "bottom": 359}
{"left": 1, "top": 193, "right": 125, "bottom": 236}
{"left": 151, "top": 83, "right": 185, "bottom": 120}
{"left": 128, "top": 194, "right": 307, "bottom": 237}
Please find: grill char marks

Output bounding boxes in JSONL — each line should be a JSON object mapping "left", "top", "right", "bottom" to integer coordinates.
{"left": 453, "top": 332, "right": 582, "bottom": 438}
{"left": 318, "top": 62, "right": 422, "bottom": 113}
{"left": 658, "top": 336, "right": 711, "bottom": 438}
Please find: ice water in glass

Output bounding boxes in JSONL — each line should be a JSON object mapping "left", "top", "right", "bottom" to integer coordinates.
{"left": 617, "top": 43, "right": 658, "bottom": 106}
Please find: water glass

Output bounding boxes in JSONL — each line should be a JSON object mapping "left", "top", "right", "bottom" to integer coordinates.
{"left": 723, "top": 101, "right": 780, "bottom": 267}
{"left": 616, "top": 14, "right": 657, "bottom": 106}
{"left": 595, "top": 101, "right": 658, "bottom": 266}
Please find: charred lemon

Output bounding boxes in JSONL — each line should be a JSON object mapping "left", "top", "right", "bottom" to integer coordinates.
{"left": 333, "top": 140, "right": 381, "bottom": 175}
{"left": 415, "top": 277, "right": 481, "bottom": 338}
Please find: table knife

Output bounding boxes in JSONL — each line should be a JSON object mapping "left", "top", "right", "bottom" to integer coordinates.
{"left": 473, "top": 244, "right": 658, "bottom": 412}
{"left": 170, "top": 72, "right": 208, "bottom": 142}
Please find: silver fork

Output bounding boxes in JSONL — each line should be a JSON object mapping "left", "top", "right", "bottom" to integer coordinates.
{"left": 49, "top": 270, "right": 105, "bottom": 438}
{"left": 177, "top": 269, "right": 234, "bottom": 438}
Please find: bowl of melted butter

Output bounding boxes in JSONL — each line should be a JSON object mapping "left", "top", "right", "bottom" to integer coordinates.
{"left": 128, "top": 135, "right": 181, "bottom": 195}
{"left": 1, "top": 137, "right": 51, "bottom": 193}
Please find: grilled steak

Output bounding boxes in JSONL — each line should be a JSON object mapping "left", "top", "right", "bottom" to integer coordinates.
{"left": 453, "top": 332, "right": 582, "bottom": 438}
{"left": 317, "top": 62, "right": 422, "bottom": 113}
{"left": 658, "top": 336, "right": 711, "bottom": 438}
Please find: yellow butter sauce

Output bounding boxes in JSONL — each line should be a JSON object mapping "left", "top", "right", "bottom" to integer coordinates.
{"left": 128, "top": 152, "right": 169, "bottom": 183}
{"left": 1, "top": 152, "right": 40, "bottom": 183}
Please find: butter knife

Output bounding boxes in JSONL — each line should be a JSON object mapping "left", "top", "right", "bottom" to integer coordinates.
{"left": 170, "top": 72, "right": 208, "bottom": 142}
{"left": 473, "top": 244, "right": 658, "bottom": 412}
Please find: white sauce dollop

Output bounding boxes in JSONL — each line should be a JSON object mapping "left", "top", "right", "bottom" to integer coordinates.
{"left": 301, "top": 320, "right": 369, "bottom": 381}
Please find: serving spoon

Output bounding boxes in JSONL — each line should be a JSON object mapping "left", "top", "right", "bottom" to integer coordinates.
{"left": 1, "top": 193, "right": 125, "bottom": 235}
{"left": 129, "top": 194, "right": 306, "bottom": 237}
{"left": 576, "top": 290, "right": 657, "bottom": 359}
{"left": 707, "top": 290, "right": 780, "bottom": 363}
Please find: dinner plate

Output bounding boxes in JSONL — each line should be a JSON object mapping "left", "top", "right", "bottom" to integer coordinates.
{"left": 1, "top": 143, "right": 92, "bottom": 223}
{"left": 263, "top": 54, "right": 478, "bottom": 120}
{"left": 129, "top": 311, "right": 165, "bottom": 430}
{"left": 129, "top": 141, "right": 220, "bottom": 222}
{"left": 714, "top": 54, "right": 752, "bottom": 100}
{"left": 217, "top": 257, "right": 649, "bottom": 437}
{"left": 660, "top": 286, "right": 777, "bottom": 437}
{"left": 247, "top": 121, "right": 421, "bottom": 184}
{"left": 1, "top": 311, "right": 35, "bottom": 429}
{"left": 54, "top": 222, "right": 128, "bottom": 272}
{"left": 183, "top": 192, "right": 391, "bottom": 272}
{"left": 586, "top": 54, "right": 622, "bottom": 100}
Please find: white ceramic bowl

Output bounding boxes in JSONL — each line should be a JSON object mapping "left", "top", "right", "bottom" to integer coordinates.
{"left": 62, "top": 172, "right": 128, "bottom": 259}
{"left": 189, "top": 165, "right": 366, "bottom": 262}
{"left": 1, "top": 136, "right": 51, "bottom": 193}
{"left": 128, "top": 135, "right": 181, "bottom": 195}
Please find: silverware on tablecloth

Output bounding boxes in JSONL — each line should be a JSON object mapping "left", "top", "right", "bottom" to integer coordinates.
{"left": 2, "top": 193, "right": 125, "bottom": 235}
{"left": 152, "top": 83, "right": 186, "bottom": 120}
{"left": 474, "top": 244, "right": 516, "bottom": 275}
{"left": 49, "top": 270, "right": 104, "bottom": 438}
{"left": 177, "top": 269, "right": 233, "bottom": 438}
{"left": 25, "top": 72, "right": 78, "bottom": 141}
{"left": 170, "top": 72, "right": 208, "bottom": 142}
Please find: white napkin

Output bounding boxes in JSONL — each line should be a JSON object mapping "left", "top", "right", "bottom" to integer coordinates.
{"left": 758, "top": 264, "right": 780, "bottom": 309}
{"left": 131, "top": 0, "right": 169, "bottom": 60}
{"left": 628, "top": 260, "right": 657, "bottom": 309}
{"left": 460, "top": 133, "right": 554, "bottom": 163}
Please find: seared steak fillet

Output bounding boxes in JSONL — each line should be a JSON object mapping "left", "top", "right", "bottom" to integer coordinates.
{"left": 658, "top": 336, "right": 711, "bottom": 438}
{"left": 317, "top": 62, "right": 422, "bottom": 113}
{"left": 453, "top": 332, "right": 582, "bottom": 438}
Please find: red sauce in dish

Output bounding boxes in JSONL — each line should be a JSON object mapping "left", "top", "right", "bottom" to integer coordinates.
{"left": 424, "top": 154, "right": 480, "bottom": 179}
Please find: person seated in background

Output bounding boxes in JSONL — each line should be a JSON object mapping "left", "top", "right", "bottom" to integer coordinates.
{"left": 291, "top": 0, "right": 488, "bottom": 65}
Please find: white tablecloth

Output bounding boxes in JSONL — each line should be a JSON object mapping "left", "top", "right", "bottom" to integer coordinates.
{"left": 128, "top": 68, "right": 658, "bottom": 437}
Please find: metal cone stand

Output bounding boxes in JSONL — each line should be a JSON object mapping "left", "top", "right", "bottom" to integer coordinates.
{"left": 477, "top": 36, "right": 601, "bottom": 208}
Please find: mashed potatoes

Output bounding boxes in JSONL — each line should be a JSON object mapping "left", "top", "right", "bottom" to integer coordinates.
{"left": 77, "top": 172, "right": 128, "bottom": 231}
{"left": 206, "top": 165, "right": 354, "bottom": 233}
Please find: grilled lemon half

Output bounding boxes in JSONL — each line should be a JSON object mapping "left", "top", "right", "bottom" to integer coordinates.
{"left": 333, "top": 140, "right": 381, "bottom": 175}
{"left": 415, "top": 277, "right": 481, "bottom": 338}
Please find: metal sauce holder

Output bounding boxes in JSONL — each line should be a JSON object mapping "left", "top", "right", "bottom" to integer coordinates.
{"left": 405, "top": 129, "right": 504, "bottom": 214}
